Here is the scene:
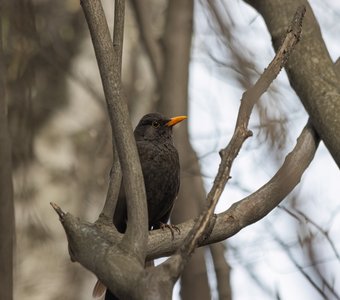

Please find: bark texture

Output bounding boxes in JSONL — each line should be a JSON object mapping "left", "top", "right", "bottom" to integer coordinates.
{"left": 246, "top": 0, "right": 340, "bottom": 167}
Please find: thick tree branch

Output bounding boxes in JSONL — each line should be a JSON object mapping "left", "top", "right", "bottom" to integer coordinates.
{"left": 158, "top": 5, "right": 306, "bottom": 280}
{"left": 246, "top": 0, "right": 340, "bottom": 168}
{"left": 50, "top": 203, "right": 144, "bottom": 299}
{"left": 80, "top": 0, "right": 148, "bottom": 258}
{"left": 146, "top": 121, "right": 319, "bottom": 259}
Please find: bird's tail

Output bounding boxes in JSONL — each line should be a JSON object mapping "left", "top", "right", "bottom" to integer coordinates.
{"left": 92, "top": 280, "right": 106, "bottom": 298}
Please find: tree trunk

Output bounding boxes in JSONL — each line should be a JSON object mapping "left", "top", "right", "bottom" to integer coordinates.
{"left": 0, "top": 11, "right": 14, "bottom": 300}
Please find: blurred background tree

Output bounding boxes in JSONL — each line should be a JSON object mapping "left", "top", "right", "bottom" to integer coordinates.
{"left": 1, "top": 0, "right": 339, "bottom": 299}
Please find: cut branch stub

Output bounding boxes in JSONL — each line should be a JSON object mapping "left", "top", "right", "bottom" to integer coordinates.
{"left": 50, "top": 202, "right": 66, "bottom": 221}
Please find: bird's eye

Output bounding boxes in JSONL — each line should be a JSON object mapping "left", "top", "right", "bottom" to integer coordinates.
{"left": 152, "top": 121, "right": 160, "bottom": 128}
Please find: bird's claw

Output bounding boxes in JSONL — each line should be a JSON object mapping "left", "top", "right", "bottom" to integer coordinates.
{"left": 160, "top": 223, "right": 180, "bottom": 240}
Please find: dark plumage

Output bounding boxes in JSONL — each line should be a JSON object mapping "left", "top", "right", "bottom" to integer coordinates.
{"left": 93, "top": 112, "right": 187, "bottom": 300}
{"left": 113, "top": 112, "right": 186, "bottom": 232}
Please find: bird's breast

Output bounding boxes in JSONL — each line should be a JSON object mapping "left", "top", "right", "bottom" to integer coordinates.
{"left": 137, "top": 140, "right": 180, "bottom": 225}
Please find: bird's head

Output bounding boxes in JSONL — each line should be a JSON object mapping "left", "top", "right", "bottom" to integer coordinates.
{"left": 134, "top": 112, "right": 187, "bottom": 142}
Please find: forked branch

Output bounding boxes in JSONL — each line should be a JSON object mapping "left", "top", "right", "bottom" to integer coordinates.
{"left": 80, "top": 0, "right": 148, "bottom": 258}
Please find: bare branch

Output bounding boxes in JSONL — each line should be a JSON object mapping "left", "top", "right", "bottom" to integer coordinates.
{"left": 113, "top": 0, "right": 125, "bottom": 75}
{"left": 158, "top": 5, "right": 306, "bottom": 280}
{"left": 269, "top": 226, "right": 337, "bottom": 300}
{"left": 146, "top": 121, "right": 318, "bottom": 260}
{"left": 280, "top": 206, "right": 340, "bottom": 262}
{"left": 49, "top": 121, "right": 318, "bottom": 298}
{"left": 49, "top": 206, "right": 143, "bottom": 299}
{"left": 246, "top": 0, "right": 340, "bottom": 167}
{"left": 80, "top": 0, "right": 147, "bottom": 257}
{"left": 99, "top": 0, "right": 125, "bottom": 222}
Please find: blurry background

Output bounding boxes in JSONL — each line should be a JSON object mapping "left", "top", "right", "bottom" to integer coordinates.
{"left": 2, "top": 0, "right": 340, "bottom": 299}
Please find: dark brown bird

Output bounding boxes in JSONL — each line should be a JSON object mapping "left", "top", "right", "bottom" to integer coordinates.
{"left": 93, "top": 112, "right": 187, "bottom": 300}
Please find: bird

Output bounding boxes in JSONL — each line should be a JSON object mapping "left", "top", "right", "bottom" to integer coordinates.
{"left": 93, "top": 112, "right": 187, "bottom": 300}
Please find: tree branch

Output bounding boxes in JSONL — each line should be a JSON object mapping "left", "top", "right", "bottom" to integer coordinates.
{"left": 50, "top": 203, "right": 144, "bottom": 299}
{"left": 146, "top": 121, "right": 319, "bottom": 260}
{"left": 80, "top": 0, "right": 148, "bottom": 259}
{"left": 100, "top": 0, "right": 125, "bottom": 223}
{"left": 279, "top": 205, "right": 340, "bottom": 262}
{"left": 269, "top": 226, "right": 333, "bottom": 300}
{"left": 50, "top": 119, "right": 318, "bottom": 290}
{"left": 246, "top": 0, "right": 340, "bottom": 168}
{"left": 158, "top": 5, "right": 306, "bottom": 280}
{"left": 113, "top": 0, "right": 125, "bottom": 74}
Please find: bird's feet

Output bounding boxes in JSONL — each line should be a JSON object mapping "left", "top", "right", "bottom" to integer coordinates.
{"left": 160, "top": 223, "right": 180, "bottom": 240}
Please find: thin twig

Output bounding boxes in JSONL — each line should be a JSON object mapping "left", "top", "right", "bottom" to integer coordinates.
{"left": 270, "top": 226, "right": 338, "bottom": 300}
{"left": 279, "top": 205, "right": 340, "bottom": 262}
{"left": 295, "top": 208, "right": 340, "bottom": 262}
{"left": 113, "top": 0, "right": 125, "bottom": 76}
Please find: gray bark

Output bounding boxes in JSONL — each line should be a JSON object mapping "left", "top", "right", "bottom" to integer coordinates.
{"left": 246, "top": 0, "right": 340, "bottom": 167}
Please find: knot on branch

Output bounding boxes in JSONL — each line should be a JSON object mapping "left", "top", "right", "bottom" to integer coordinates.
{"left": 246, "top": 129, "right": 253, "bottom": 138}
{"left": 288, "top": 5, "right": 306, "bottom": 39}
{"left": 219, "top": 148, "right": 226, "bottom": 158}
{"left": 239, "top": 127, "right": 253, "bottom": 141}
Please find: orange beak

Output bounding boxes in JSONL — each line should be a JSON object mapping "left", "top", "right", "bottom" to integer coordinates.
{"left": 165, "top": 115, "right": 188, "bottom": 127}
